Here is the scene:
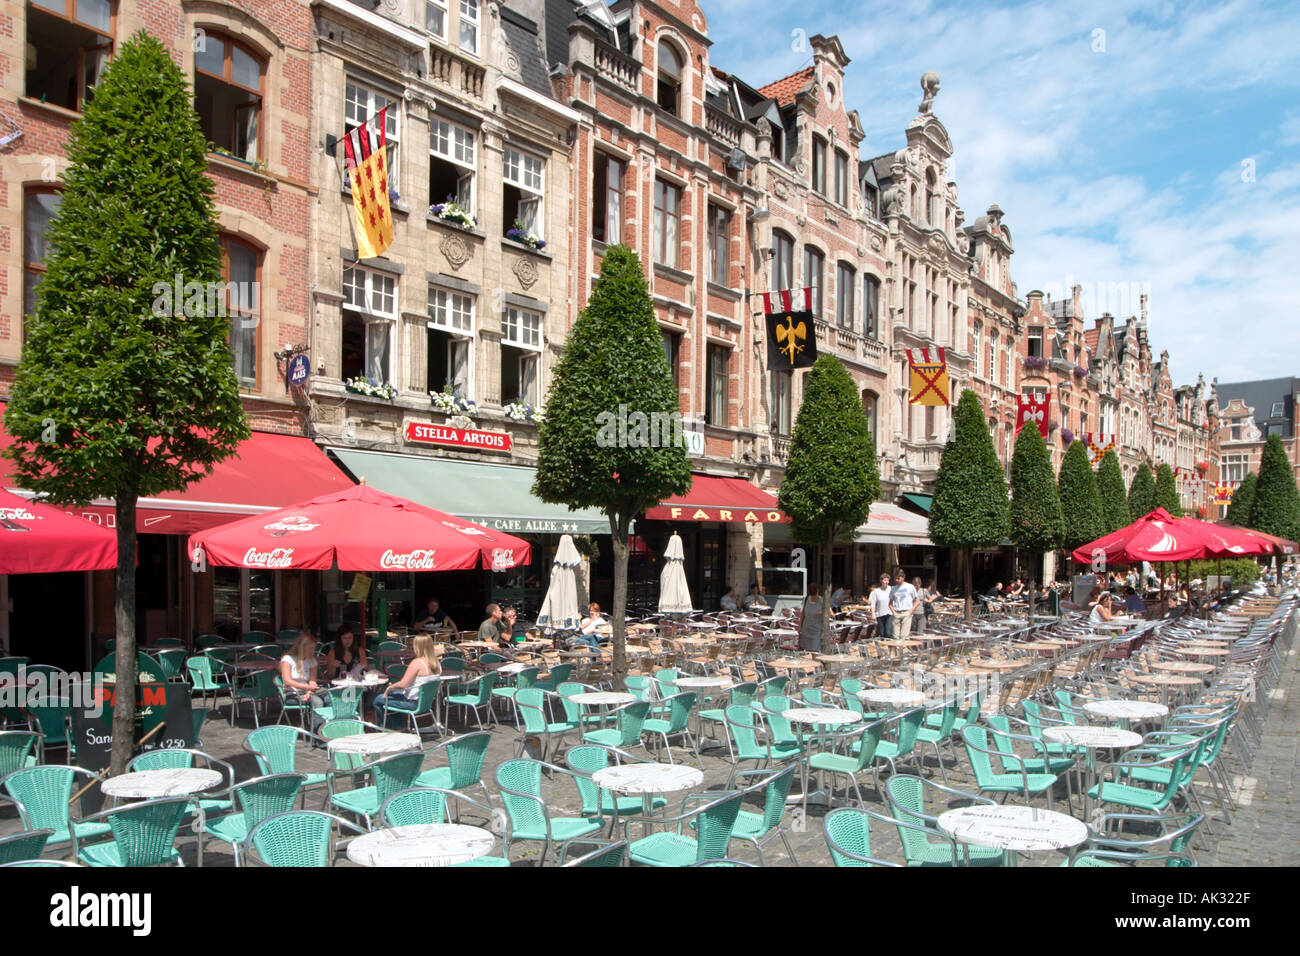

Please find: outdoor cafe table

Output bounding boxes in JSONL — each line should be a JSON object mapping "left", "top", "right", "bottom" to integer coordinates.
{"left": 568, "top": 691, "right": 636, "bottom": 728}
{"left": 937, "top": 805, "right": 1089, "bottom": 866}
{"left": 1178, "top": 646, "right": 1230, "bottom": 661}
{"left": 326, "top": 732, "right": 420, "bottom": 757}
{"left": 592, "top": 763, "right": 704, "bottom": 817}
{"left": 1132, "top": 673, "right": 1205, "bottom": 705}
{"left": 1043, "top": 725, "right": 1143, "bottom": 814}
{"left": 346, "top": 824, "right": 495, "bottom": 867}
{"left": 1082, "top": 700, "right": 1168, "bottom": 727}
{"left": 857, "top": 688, "right": 925, "bottom": 711}
{"left": 103, "top": 768, "right": 223, "bottom": 801}
{"left": 331, "top": 674, "right": 389, "bottom": 689}
{"left": 783, "top": 707, "right": 863, "bottom": 809}
{"left": 1151, "top": 661, "right": 1216, "bottom": 674}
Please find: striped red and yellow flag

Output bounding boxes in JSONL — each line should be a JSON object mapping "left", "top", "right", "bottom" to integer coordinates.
{"left": 342, "top": 107, "right": 394, "bottom": 260}
{"left": 907, "top": 347, "right": 949, "bottom": 406}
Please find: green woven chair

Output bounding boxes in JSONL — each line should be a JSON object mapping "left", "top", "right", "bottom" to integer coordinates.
{"left": 698, "top": 683, "right": 757, "bottom": 754}
{"left": 375, "top": 681, "right": 442, "bottom": 736}
{"left": 245, "top": 725, "right": 328, "bottom": 807}
{"left": 1087, "top": 745, "right": 1196, "bottom": 815}
{"left": 727, "top": 763, "right": 800, "bottom": 866}
{"left": 76, "top": 796, "right": 191, "bottom": 867}
{"left": 329, "top": 749, "right": 424, "bottom": 829}
{"left": 0, "top": 730, "right": 40, "bottom": 773}
{"left": 495, "top": 758, "right": 602, "bottom": 865}
{"left": 196, "top": 635, "right": 225, "bottom": 649}
{"left": 624, "top": 790, "right": 744, "bottom": 867}
{"left": 560, "top": 840, "right": 626, "bottom": 867}
{"left": 186, "top": 656, "right": 227, "bottom": 709}
{"left": 230, "top": 668, "right": 280, "bottom": 727}
{"left": 806, "top": 718, "right": 886, "bottom": 807}
{"left": 244, "top": 810, "right": 364, "bottom": 867}
{"left": 641, "top": 691, "right": 699, "bottom": 763}
{"left": 872, "top": 707, "right": 925, "bottom": 777}
{"left": 23, "top": 698, "right": 72, "bottom": 760}
{"left": 511, "top": 688, "right": 576, "bottom": 762}
{"left": 961, "top": 725, "right": 1060, "bottom": 809}
{"left": 492, "top": 667, "right": 540, "bottom": 726}
{"left": 565, "top": 744, "right": 667, "bottom": 834}
{"left": 722, "top": 704, "right": 802, "bottom": 788}
{"left": 155, "top": 648, "right": 188, "bottom": 682}
{"left": 533, "top": 664, "right": 573, "bottom": 694}
{"left": 445, "top": 673, "right": 497, "bottom": 730}
{"left": 414, "top": 731, "right": 493, "bottom": 810}
{"left": 581, "top": 699, "right": 651, "bottom": 753}
{"left": 1064, "top": 812, "right": 1204, "bottom": 867}
{"left": 884, "top": 774, "right": 1002, "bottom": 867}
{"left": 379, "top": 787, "right": 511, "bottom": 866}
{"left": 914, "top": 701, "right": 960, "bottom": 786}
{"left": 0, "top": 827, "right": 52, "bottom": 865}
{"left": 929, "top": 691, "right": 982, "bottom": 736}
{"left": 823, "top": 806, "right": 903, "bottom": 867}
{"left": 126, "top": 748, "right": 236, "bottom": 865}
{"left": 273, "top": 675, "right": 313, "bottom": 728}
{"left": 205, "top": 773, "right": 306, "bottom": 866}
{"left": 312, "top": 685, "right": 362, "bottom": 725}
{"left": 753, "top": 695, "right": 800, "bottom": 749}
{"left": 1, "top": 765, "right": 111, "bottom": 856}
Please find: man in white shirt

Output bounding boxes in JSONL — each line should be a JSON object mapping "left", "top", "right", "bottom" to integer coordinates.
{"left": 743, "top": 586, "right": 768, "bottom": 608}
{"left": 890, "top": 568, "right": 918, "bottom": 640}
{"left": 719, "top": 587, "right": 739, "bottom": 611}
{"left": 869, "top": 574, "right": 894, "bottom": 640}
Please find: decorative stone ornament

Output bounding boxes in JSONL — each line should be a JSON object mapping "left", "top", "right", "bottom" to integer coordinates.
{"left": 441, "top": 233, "right": 471, "bottom": 270}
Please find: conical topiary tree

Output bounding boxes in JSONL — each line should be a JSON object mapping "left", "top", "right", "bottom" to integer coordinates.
{"left": 1008, "top": 423, "right": 1063, "bottom": 620}
{"left": 779, "top": 354, "right": 880, "bottom": 644}
{"left": 1059, "top": 440, "right": 1105, "bottom": 555}
{"left": 1250, "top": 434, "right": 1300, "bottom": 541}
{"left": 1225, "top": 471, "right": 1256, "bottom": 526}
{"left": 3, "top": 31, "right": 250, "bottom": 774}
{"left": 929, "top": 389, "right": 1009, "bottom": 620}
{"left": 1128, "top": 463, "right": 1156, "bottom": 520}
{"left": 533, "top": 244, "right": 691, "bottom": 687}
{"left": 1154, "top": 463, "right": 1182, "bottom": 517}
{"left": 1097, "top": 450, "right": 1130, "bottom": 534}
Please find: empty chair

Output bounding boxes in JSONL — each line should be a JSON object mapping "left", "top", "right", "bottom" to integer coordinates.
{"left": 204, "top": 773, "right": 306, "bottom": 866}
{"left": 76, "top": 796, "right": 192, "bottom": 867}
{"left": 243, "top": 810, "right": 365, "bottom": 867}
{"left": 495, "top": 758, "right": 602, "bottom": 865}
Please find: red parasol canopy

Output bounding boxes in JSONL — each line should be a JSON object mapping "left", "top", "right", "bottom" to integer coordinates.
{"left": 186, "top": 484, "right": 530, "bottom": 572}
{"left": 1214, "top": 520, "right": 1297, "bottom": 556}
{"left": 0, "top": 488, "right": 117, "bottom": 574}
{"left": 1071, "top": 508, "right": 1269, "bottom": 567}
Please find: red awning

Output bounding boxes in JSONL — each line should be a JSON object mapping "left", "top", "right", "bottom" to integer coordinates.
{"left": 644, "top": 474, "right": 787, "bottom": 523}
{"left": 0, "top": 409, "right": 353, "bottom": 535}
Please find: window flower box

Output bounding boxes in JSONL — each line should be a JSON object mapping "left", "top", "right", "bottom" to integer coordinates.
{"left": 505, "top": 220, "right": 546, "bottom": 250}
{"left": 429, "top": 386, "right": 477, "bottom": 415}
{"left": 1073, "top": 365, "right": 1088, "bottom": 378}
{"left": 1061, "top": 427, "right": 1075, "bottom": 444}
{"left": 429, "top": 199, "right": 477, "bottom": 230}
{"left": 504, "top": 401, "right": 543, "bottom": 424}
{"left": 344, "top": 377, "right": 397, "bottom": 400}
{"left": 1195, "top": 460, "right": 1210, "bottom": 474}
{"left": 1022, "top": 355, "right": 1048, "bottom": 372}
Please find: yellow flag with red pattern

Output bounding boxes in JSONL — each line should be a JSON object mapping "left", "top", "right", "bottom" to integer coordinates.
{"left": 342, "top": 107, "right": 394, "bottom": 260}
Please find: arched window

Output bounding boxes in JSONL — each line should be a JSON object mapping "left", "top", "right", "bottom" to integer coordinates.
{"left": 195, "top": 31, "right": 266, "bottom": 162}
{"left": 803, "top": 245, "right": 823, "bottom": 316}
{"left": 771, "top": 230, "right": 794, "bottom": 292}
{"left": 656, "top": 40, "right": 682, "bottom": 115}
{"left": 925, "top": 168, "right": 938, "bottom": 226}
{"left": 910, "top": 184, "right": 919, "bottom": 220}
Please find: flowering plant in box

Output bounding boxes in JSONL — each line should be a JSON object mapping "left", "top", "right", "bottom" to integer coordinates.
{"left": 1061, "top": 427, "right": 1075, "bottom": 445}
{"left": 504, "top": 401, "right": 543, "bottom": 424}
{"left": 429, "top": 386, "right": 477, "bottom": 414}
{"left": 506, "top": 220, "right": 546, "bottom": 250}
{"left": 430, "top": 198, "right": 477, "bottom": 229}
{"left": 344, "top": 377, "right": 397, "bottom": 400}
{"left": 1022, "top": 355, "right": 1048, "bottom": 371}
{"left": 1074, "top": 365, "right": 1088, "bottom": 378}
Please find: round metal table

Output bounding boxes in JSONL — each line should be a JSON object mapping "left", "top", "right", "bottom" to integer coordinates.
{"left": 937, "top": 805, "right": 1089, "bottom": 865}
{"left": 102, "top": 768, "right": 222, "bottom": 800}
{"left": 592, "top": 763, "right": 704, "bottom": 816}
{"left": 326, "top": 732, "right": 421, "bottom": 756}
{"left": 346, "top": 823, "right": 495, "bottom": 867}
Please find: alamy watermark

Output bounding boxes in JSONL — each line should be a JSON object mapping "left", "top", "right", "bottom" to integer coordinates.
{"left": 0, "top": 667, "right": 104, "bottom": 718}
{"left": 595, "top": 404, "right": 700, "bottom": 449}
{"left": 151, "top": 273, "right": 259, "bottom": 325}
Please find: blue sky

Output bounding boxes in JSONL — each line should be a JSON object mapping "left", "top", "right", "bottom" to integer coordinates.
{"left": 704, "top": 0, "right": 1300, "bottom": 384}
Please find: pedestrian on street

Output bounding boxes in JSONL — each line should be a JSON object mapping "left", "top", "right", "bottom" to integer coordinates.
{"left": 799, "top": 585, "right": 825, "bottom": 653}
{"left": 891, "top": 568, "right": 918, "bottom": 641}
{"left": 869, "top": 573, "right": 893, "bottom": 641}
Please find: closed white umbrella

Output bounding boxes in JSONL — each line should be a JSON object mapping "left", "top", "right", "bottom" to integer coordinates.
{"left": 658, "top": 532, "right": 694, "bottom": 614}
{"left": 537, "top": 534, "right": 582, "bottom": 631}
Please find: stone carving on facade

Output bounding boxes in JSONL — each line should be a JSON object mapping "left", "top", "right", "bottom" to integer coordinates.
{"left": 773, "top": 180, "right": 789, "bottom": 200}
{"left": 512, "top": 257, "right": 539, "bottom": 289}
{"left": 919, "top": 71, "right": 940, "bottom": 113}
{"left": 870, "top": 236, "right": 883, "bottom": 252}
{"left": 450, "top": 414, "right": 476, "bottom": 429}
{"left": 883, "top": 185, "right": 904, "bottom": 217}
{"left": 441, "top": 233, "right": 472, "bottom": 270}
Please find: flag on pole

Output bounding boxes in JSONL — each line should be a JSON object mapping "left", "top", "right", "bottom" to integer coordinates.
{"left": 1016, "top": 392, "right": 1050, "bottom": 438}
{"left": 907, "top": 347, "right": 949, "bottom": 406}
{"left": 1213, "top": 484, "right": 1234, "bottom": 505}
{"left": 763, "top": 287, "right": 818, "bottom": 370}
{"left": 1083, "top": 433, "right": 1116, "bottom": 466}
{"left": 342, "top": 107, "right": 394, "bottom": 260}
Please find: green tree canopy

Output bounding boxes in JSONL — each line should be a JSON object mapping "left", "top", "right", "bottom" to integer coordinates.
{"left": 4, "top": 32, "right": 250, "bottom": 773}
{"left": 1008, "top": 424, "right": 1063, "bottom": 620}
{"left": 1249, "top": 434, "right": 1300, "bottom": 540}
{"left": 1096, "top": 450, "right": 1131, "bottom": 533}
{"left": 533, "top": 244, "right": 690, "bottom": 685}
{"left": 1153, "top": 463, "right": 1183, "bottom": 517}
{"left": 1128, "top": 463, "right": 1156, "bottom": 520}
{"left": 1058, "top": 440, "right": 1105, "bottom": 552}
{"left": 1225, "top": 471, "right": 1257, "bottom": 526}
{"left": 930, "top": 389, "right": 1008, "bottom": 617}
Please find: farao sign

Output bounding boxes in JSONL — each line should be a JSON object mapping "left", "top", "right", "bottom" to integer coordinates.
{"left": 406, "top": 421, "right": 512, "bottom": 453}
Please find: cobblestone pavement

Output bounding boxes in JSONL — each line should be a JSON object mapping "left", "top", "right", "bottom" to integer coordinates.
{"left": 2, "top": 668, "right": 1287, "bottom": 867}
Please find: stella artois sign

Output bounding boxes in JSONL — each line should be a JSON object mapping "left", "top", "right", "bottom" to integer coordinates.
{"left": 406, "top": 421, "right": 512, "bottom": 453}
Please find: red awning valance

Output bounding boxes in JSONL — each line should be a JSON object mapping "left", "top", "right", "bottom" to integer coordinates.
{"left": 644, "top": 474, "right": 787, "bottom": 523}
{"left": 0, "top": 408, "right": 353, "bottom": 535}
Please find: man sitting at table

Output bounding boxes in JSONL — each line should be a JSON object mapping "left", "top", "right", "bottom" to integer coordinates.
{"left": 719, "top": 587, "right": 739, "bottom": 611}
{"left": 501, "top": 606, "right": 529, "bottom": 644}
{"left": 1123, "top": 586, "right": 1146, "bottom": 614}
{"left": 477, "top": 604, "right": 504, "bottom": 644}
{"left": 829, "top": 584, "right": 849, "bottom": 610}
{"left": 416, "top": 597, "right": 457, "bottom": 632}
{"left": 743, "top": 585, "right": 768, "bottom": 608}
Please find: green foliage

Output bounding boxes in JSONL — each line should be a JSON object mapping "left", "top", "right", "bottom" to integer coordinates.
{"left": 1128, "top": 464, "right": 1156, "bottom": 521}
{"left": 4, "top": 32, "right": 249, "bottom": 501}
{"left": 1189, "top": 558, "right": 1260, "bottom": 587}
{"left": 778, "top": 355, "right": 879, "bottom": 545}
{"left": 1153, "top": 464, "right": 1182, "bottom": 517}
{"left": 1249, "top": 434, "right": 1300, "bottom": 540}
{"left": 1096, "top": 450, "right": 1130, "bottom": 533}
{"left": 1008, "top": 423, "right": 1063, "bottom": 555}
{"left": 1225, "top": 471, "right": 1256, "bottom": 527}
{"left": 1058, "top": 441, "right": 1105, "bottom": 551}
{"left": 929, "top": 390, "right": 1009, "bottom": 550}
{"left": 532, "top": 245, "right": 691, "bottom": 519}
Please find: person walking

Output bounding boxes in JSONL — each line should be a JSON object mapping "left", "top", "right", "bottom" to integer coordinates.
{"left": 799, "top": 585, "right": 825, "bottom": 653}
{"left": 868, "top": 574, "right": 894, "bottom": 641}
{"left": 890, "top": 569, "right": 918, "bottom": 641}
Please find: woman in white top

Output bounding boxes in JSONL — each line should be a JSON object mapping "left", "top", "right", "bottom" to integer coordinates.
{"left": 869, "top": 574, "right": 894, "bottom": 641}
{"left": 280, "top": 633, "right": 320, "bottom": 697}
{"left": 374, "top": 635, "right": 442, "bottom": 727}
{"left": 799, "top": 585, "right": 825, "bottom": 653}
{"left": 1089, "top": 591, "right": 1115, "bottom": 624}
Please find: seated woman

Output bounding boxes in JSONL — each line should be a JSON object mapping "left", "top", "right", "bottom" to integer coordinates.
{"left": 324, "top": 625, "right": 367, "bottom": 681}
{"left": 573, "top": 602, "right": 606, "bottom": 651}
{"left": 279, "top": 632, "right": 325, "bottom": 723}
{"left": 1089, "top": 591, "right": 1115, "bottom": 624}
{"left": 373, "top": 635, "right": 441, "bottom": 728}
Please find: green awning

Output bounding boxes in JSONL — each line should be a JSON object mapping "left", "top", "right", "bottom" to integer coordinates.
{"left": 901, "top": 493, "right": 933, "bottom": 513}
{"left": 327, "top": 448, "right": 611, "bottom": 535}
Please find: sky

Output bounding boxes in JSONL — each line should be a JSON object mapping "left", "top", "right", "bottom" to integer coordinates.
{"left": 703, "top": 0, "right": 1300, "bottom": 385}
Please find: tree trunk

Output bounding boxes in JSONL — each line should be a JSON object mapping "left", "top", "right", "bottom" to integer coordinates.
{"left": 110, "top": 492, "right": 137, "bottom": 776}
{"left": 821, "top": 527, "right": 834, "bottom": 649}
{"left": 964, "top": 548, "right": 973, "bottom": 623}
{"left": 610, "top": 512, "right": 629, "bottom": 691}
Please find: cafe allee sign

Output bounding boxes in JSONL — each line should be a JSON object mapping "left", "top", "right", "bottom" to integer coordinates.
{"left": 405, "top": 421, "right": 512, "bottom": 453}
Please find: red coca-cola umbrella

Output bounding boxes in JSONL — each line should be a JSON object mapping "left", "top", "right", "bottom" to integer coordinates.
{"left": 0, "top": 488, "right": 117, "bottom": 574}
{"left": 186, "top": 483, "right": 530, "bottom": 572}
{"left": 1214, "top": 520, "right": 1297, "bottom": 556}
{"left": 1070, "top": 507, "right": 1262, "bottom": 567}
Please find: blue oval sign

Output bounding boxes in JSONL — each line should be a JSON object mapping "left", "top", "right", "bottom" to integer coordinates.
{"left": 288, "top": 353, "right": 310, "bottom": 386}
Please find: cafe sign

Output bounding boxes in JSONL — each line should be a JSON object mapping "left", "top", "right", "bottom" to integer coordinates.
{"left": 405, "top": 421, "right": 512, "bottom": 453}
{"left": 643, "top": 505, "right": 789, "bottom": 523}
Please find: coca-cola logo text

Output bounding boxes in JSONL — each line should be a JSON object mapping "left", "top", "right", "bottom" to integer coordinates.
{"left": 243, "top": 547, "right": 295, "bottom": 568}
{"left": 491, "top": 548, "right": 514, "bottom": 571}
{"left": 379, "top": 549, "right": 437, "bottom": 570}
{"left": 263, "top": 516, "right": 320, "bottom": 536}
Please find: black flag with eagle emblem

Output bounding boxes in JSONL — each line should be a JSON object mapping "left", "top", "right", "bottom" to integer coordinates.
{"left": 763, "top": 288, "right": 818, "bottom": 371}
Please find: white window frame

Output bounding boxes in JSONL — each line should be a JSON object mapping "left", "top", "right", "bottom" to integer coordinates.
{"left": 343, "top": 265, "right": 397, "bottom": 385}
{"left": 835, "top": 262, "right": 855, "bottom": 328}
{"left": 653, "top": 179, "right": 681, "bottom": 269}
{"left": 504, "top": 146, "right": 545, "bottom": 239}
{"left": 428, "top": 285, "right": 474, "bottom": 335}
{"left": 425, "top": 0, "right": 448, "bottom": 39}
{"left": 345, "top": 79, "right": 401, "bottom": 184}
{"left": 459, "top": 0, "right": 480, "bottom": 56}
{"left": 502, "top": 306, "right": 543, "bottom": 351}
{"left": 430, "top": 116, "right": 476, "bottom": 212}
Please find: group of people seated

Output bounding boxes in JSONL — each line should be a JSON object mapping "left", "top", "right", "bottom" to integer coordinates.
{"left": 719, "top": 586, "right": 769, "bottom": 611}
